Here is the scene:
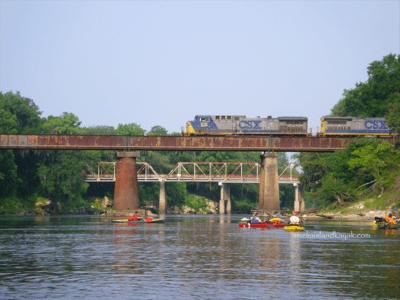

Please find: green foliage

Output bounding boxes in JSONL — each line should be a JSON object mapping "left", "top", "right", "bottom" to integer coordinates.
{"left": 386, "top": 100, "right": 400, "bottom": 135}
{"left": 296, "top": 138, "right": 391, "bottom": 205}
{"left": 41, "top": 112, "right": 84, "bottom": 135}
{"left": 317, "top": 174, "right": 352, "bottom": 205}
{"left": 331, "top": 53, "right": 400, "bottom": 118}
{"left": 115, "top": 123, "right": 146, "bottom": 136}
{"left": 0, "top": 91, "right": 43, "bottom": 134}
{"left": 0, "top": 150, "right": 19, "bottom": 198}
{"left": 0, "top": 92, "right": 44, "bottom": 211}
{"left": 233, "top": 199, "right": 254, "bottom": 214}
{"left": 0, "top": 196, "right": 34, "bottom": 215}
{"left": 147, "top": 125, "right": 168, "bottom": 136}
{"left": 348, "top": 142, "right": 400, "bottom": 190}
{"left": 183, "top": 195, "right": 207, "bottom": 211}
{"left": 37, "top": 150, "right": 99, "bottom": 212}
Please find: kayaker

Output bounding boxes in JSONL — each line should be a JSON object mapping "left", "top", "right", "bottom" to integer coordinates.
{"left": 289, "top": 211, "right": 303, "bottom": 225}
{"left": 385, "top": 207, "right": 397, "bottom": 225}
{"left": 251, "top": 213, "right": 262, "bottom": 224}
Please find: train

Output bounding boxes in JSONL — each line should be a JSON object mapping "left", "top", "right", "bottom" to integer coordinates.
{"left": 185, "top": 115, "right": 391, "bottom": 137}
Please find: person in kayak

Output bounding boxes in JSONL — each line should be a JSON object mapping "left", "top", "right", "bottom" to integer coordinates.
{"left": 385, "top": 207, "right": 397, "bottom": 225}
{"left": 251, "top": 213, "right": 262, "bottom": 224}
{"left": 289, "top": 211, "right": 303, "bottom": 225}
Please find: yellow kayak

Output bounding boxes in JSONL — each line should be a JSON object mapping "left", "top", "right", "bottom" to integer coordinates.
{"left": 284, "top": 223, "right": 305, "bottom": 232}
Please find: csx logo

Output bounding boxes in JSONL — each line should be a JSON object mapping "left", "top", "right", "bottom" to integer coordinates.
{"left": 365, "top": 120, "right": 388, "bottom": 130}
{"left": 239, "top": 121, "right": 262, "bottom": 129}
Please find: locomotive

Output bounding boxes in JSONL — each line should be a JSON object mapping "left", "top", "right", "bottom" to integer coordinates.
{"left": 185, "top": 115, "right": 392, "bottom": 137}
{"left": 186, "top": 115, "right": 308, "bottom": 135}
{"left": 320, "top": 116, "right": 390, "bottom": 136}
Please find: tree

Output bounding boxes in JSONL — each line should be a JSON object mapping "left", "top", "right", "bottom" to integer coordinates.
{"left": 147, "top": 125, "right": 168, "bottom": 136}
{"left": 331, "top": 53, "right": 400, "bottom": 118}
{"left": 0, "top": 91, "right": 43, "bottom": 134}
{"left": 41, "top": 112, "right": 84, "bottom": 135}
{"left": 0, "top": 150, "right": 19, "bottom": 199}
{"left": 115, "top": 123, "right": 146, "bottom": 136}
{"left": 37, "top": 150, "right": 100, "bottom": 211}
{"left": 385, "top": 99, "right": 400, "bottom": 135}
{"left": 0, "top": 92, "right": 44, "bottom": 209}
{"left": 348, "top": 142, "right": 400, "bottom": 193}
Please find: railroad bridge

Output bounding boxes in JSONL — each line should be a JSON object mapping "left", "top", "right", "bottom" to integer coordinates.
{"left": 1, "top": 134, "right": 397, "bottom": 215}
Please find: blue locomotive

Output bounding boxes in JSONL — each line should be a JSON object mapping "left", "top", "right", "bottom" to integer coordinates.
{"left": 320, "top": 116, "right": 390, "bottom": 136}
{"left": 186, "top": 115, "right": 308, "bottom": 135}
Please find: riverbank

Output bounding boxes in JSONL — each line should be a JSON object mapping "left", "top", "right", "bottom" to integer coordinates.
{"left": 302, "top": 200, "right": 399, "bottom": 221}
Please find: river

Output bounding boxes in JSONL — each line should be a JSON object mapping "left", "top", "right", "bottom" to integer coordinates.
{"left": 0, "top": 215, "right": 399, "bottom": 299}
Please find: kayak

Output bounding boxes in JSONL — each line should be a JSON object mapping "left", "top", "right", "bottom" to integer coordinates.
{"left": 239, "top": 218, "right": 285, "bottom": 228}
{"left": 143, "top": 218, "right": 165, "bottom": 223}
{"left": 112, "top": 218, "right": 142, "bottom": 223}
{"left": 284, "top": 223, "right": 305, "bottom": 232}
{"left": 372, "top": 217, "right": 400, "bottom": 229}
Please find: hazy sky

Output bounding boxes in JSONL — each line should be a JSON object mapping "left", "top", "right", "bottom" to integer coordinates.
{"left": 1, "top": 1, "right": 399, "bottom": 134}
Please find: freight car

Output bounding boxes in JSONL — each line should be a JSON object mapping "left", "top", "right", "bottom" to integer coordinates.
{"left": 320, "top": 116, "right": 390, "bottom": 136}
{"left": 186, "top": 115, "right": 308, "bottom": 136}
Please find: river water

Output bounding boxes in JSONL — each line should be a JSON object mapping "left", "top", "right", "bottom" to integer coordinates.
{"left": 0, "top": 215, "right": 399, "bottom": 299}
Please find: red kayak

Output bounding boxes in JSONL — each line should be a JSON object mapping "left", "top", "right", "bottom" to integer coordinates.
{"left": 239, "top": 222, "right": 285, "bottom": 228}
{"left": 239, "top": 218, "right": 285, "bottom": 228}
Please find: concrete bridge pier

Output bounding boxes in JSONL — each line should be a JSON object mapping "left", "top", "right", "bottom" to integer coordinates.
{"left": 219, "top": 182, "right": 231, "bottom": 214}
{"left": 259, "top": 152, "right": 280, "bottom": 215}
{"left": 114, "top": 152, "right": 140, "bottom": 211}
{"left": 293, "top": 184, "right": 305, "bottom": 212}
{"left": 159, "top": 180, "right": 167, "bottom": 215}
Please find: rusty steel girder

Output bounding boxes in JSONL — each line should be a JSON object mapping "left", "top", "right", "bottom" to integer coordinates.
{"left": 0, "top": 134, "right": 397, "bottom": 152}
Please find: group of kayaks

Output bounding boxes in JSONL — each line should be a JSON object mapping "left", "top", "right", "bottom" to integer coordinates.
{"left": 112, "top": 217, "right": 165, "bottom": 224}
{"left": 239, "top": 218, "right": 305, "bottom": 232}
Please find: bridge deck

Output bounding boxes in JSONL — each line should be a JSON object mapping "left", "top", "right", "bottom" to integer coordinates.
{"left": 2, "top": 134, "right": 395, "bottom": 152}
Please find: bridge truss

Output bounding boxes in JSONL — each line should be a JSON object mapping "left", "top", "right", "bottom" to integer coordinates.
{"left": 85, "top": 162, "right": 301, "bottom": 184}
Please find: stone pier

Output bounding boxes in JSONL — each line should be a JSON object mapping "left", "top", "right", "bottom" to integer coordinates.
{"left": 258, "top": 152, "right": 280, "bottom": 215}
{"left": 219, "top": 182, "right": 231, "bottom": 214}
{"left": 113, "top": 152, "right": 140, "bottom": 211}
{"left": 159, "top": 180, "right": 167, "bottom": 215}
{"left": 293, "top": 184, "right": 305, "bottom": 212}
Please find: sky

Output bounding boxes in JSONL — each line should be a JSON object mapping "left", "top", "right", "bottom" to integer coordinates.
{"left": 1, "top": 1, "right": 399, "bottom": 135}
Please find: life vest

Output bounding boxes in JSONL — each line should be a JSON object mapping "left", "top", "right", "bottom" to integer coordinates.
{"left": 145, "top": 217, "right": 153, "bottom": 222}
{"left": 385, "top": 214, "right": 397, "bottom": 225}
{"left": 251, "top": 217, "right": 260, "bottom": 224}
{"left": 269, "top": 218, "right": 280, "bottom": 223}
{"left": 128, "top": 216, "right": 134, "bottom": 221}
{"left": 133, "top": 214, "right": 138, "bottom": 221}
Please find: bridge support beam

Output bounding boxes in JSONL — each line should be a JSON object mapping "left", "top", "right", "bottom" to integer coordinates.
{"left": 219, "top": 183, "right": 231, "bottom": 214}
{"left": 294, "top": 184, "right": 305, "bottom": 212}
{"left": 159, "top": 180, "right": 167, "bottom": 215}
{"left": 114, "top": 152, "right": 140, "bottom": 211}
{"left": 259, "top": 153, "right": 280, "bottom": 213}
